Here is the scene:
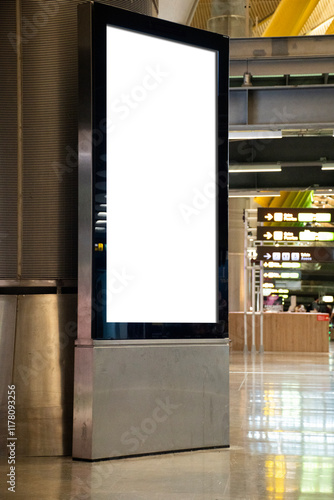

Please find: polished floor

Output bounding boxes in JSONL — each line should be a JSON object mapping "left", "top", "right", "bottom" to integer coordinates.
{"left": 1, "top": 347, "right": 334, "bottom": 499}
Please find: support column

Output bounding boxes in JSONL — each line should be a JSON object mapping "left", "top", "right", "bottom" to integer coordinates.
{"left": 263, "top": 0, "right": 320, "bottom": 37}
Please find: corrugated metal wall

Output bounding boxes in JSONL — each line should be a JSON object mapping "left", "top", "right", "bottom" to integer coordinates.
{"left": 1, "top": 0, "right": 155, "bottom": 282}
{"left": 96, "top": 0, "right": 154, "bottom": 15}
{"left": 21, "top": 0, "right": 79, "bottom": 279}
{"left": 0, "top": 1, "right": 18, "bottom": 278}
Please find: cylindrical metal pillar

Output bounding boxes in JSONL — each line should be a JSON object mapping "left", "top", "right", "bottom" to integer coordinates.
{"left": 208, "top": 0, "right": 252, "bottom": 37}
{"left": 243, "top": 209, "right": 248, "bottom": 353}
{"left": 259, "top": 261, "right": 264, "bottom": 353}
{"left": 251, "top": 265, "right": 256, "bottom": 354}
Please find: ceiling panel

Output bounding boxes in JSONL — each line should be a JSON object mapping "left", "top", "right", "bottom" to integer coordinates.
{"left": 191, "top": 0, "right": 334, "bottom": 37}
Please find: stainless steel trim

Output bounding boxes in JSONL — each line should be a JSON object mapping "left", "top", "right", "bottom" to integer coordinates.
{"left": 77, "top": 3, "right": 93, "bottom": 340}
{"left": 73, "top": 342, "right": 229, "bottom": 460}
{"left": 0, "top": 279, "right": 77, "bottom": 288}
{"left": 75, "top": 338, "right": 94, "bottom": 347}
{"left": 72, "top": 342, "right": 94, "bottom": 459}
{"left": 90, "top": 338, "right": 230, "bottom": 347}
{"left": 0, "top": 296, "right": 17, "bottom": 458}
{"left": 0, "top": 296, "right": 17, "bottom": 405}
{"left": 13, "top": 294, "right": 77, "bottom": 457}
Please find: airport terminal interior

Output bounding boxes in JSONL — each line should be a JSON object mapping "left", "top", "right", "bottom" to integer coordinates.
{"left": 1, "top": 0, "right": 334, "bottom": 498}
{"left": 2, "top": 348, "right": 334, "bottom": 499}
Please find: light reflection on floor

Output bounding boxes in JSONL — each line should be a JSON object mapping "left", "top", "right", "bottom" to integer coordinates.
{"left": 1, "top": 347, "right": 334, "bottom": 499}
{"left": 229, "top": 345, "right": 334, "bottom": 499}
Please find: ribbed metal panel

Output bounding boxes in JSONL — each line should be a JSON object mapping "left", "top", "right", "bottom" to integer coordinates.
{"left": 21, "top": 0, "right": 78, "bottom": 279}
{"left": 0, "top": 2, "right": 18, "bottom": 279}
{"left": 93, "top": 0, "right": 153, "bottom": 15}
{"left": 21, "top": 0, "right": 154, "bottom": 280}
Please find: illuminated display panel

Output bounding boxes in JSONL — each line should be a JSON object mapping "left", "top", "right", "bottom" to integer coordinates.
{"left": 91, "top": 4, "right": 229, "bottom": 338}
{"left": 106, "top": 27, "right": 217, "bottom": 323}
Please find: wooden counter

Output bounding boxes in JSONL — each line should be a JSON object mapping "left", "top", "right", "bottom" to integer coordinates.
{"left": 229, "top": 312, "right": 329, "bottom": 352}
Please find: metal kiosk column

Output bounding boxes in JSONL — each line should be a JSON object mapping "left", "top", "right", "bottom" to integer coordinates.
{"left": 73, "top": 2, "right": 230, "bottom": 460}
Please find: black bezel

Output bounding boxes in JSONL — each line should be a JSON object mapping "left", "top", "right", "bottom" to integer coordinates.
{"left": 91, "top": 3, "right": 229, "bottom": 339}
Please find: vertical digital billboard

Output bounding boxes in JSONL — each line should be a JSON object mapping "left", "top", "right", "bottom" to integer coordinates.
{"left": 106, "top": 27, "right": 217, "bottom": 323}
{"left": 87, "top": 3, "right": 229, "bottom": 338}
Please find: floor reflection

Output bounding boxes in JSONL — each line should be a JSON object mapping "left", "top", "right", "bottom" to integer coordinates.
{"left": 1, "top": 348, "right": 334, "bottom": 499}
{"left": 230, "top": 347, "right": 334, "bottom": 499}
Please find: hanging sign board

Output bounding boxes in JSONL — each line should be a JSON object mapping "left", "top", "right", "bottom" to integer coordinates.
{"left": 263, "top": 270, "right": 301, "bottom": 280}
{"left": 256, "top": 246, "right": 334, "bottom": 263}
{"left": 257, "top": 207, "right": 334, "bottom": 224}
{"left": 257, "top": 226, "right": 334, "bottom": 242}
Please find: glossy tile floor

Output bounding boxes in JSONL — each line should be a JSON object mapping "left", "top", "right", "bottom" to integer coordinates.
{"left": 1, "top": 346, "right": 334, "bottom": 499}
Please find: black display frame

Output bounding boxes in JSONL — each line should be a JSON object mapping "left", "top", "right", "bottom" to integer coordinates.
{"left": 90, "top": 2, "right": 229, "bottom": 339}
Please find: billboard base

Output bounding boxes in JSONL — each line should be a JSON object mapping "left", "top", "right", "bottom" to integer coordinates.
{"left": 73, "top": 339, "right": 229, "bottom": 460}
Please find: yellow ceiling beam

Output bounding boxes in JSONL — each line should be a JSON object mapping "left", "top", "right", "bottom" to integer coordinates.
{"left": 262, "top": 0, "right": 321, "bottom": 37}
{"left": 325, "top": 18, "right": 334, "bottom": 34}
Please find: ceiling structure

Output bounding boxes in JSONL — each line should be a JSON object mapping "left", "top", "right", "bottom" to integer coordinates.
{"left": 191, "top": 0, "right": 334, "bottom": 36}
{"left": 228, "top": 33, "right": 334, "bottom": 194}
{"left": 158, "top": 1, "right": 334, "bottom": 195}
{"left": 186, "top": 0, "right": 334, "bottom": 301}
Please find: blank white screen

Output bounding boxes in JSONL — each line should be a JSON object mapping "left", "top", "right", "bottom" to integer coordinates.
{"left": 106, "top": 26, "right": 217, "bottom": 323}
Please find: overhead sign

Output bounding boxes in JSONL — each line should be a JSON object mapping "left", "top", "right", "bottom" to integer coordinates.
{"left": 263, "top": 287, "right": 289, "bottom": 294}
{"left": 257, "top": 226, "right": 334, "bottom": 242}
{"left": 263, "top": 261, "right": 301, "bottom": 269}
{"left": 263, "top": 270, "right": 301, "bottom": 280}
{"left": 256, "top": 246, "right": 334, "bottom": 263}
{"left": 258, "top": 207, "right": 334, "bottom": 223}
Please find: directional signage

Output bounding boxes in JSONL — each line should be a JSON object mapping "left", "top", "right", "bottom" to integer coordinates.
{"left": 256, "top": 246, "right": 334, "bottom": 263}
{"left": 257, "top": 226, "right": 334, "bottom": 242}
{"left": 263, "top": 287, "right": 289, "bottom": 294}
{"left": 258, "top": 207, "right": 334, "bottom": 223}
{"left": 263, "top": 261, "right": 301, "bottom": 269}
{"left": 263, "top": 270, "right": 301, "bottom": 280}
